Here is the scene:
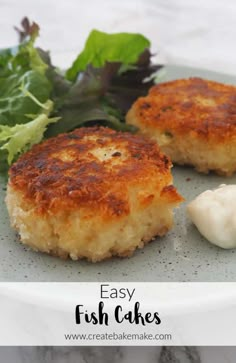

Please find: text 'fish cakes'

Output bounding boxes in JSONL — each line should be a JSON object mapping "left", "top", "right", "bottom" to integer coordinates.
{"left": 126, "top": 78, "right": 236, "bottom": 176}
{"left": 6, "top": 126, "right": 183, "bottom": 262}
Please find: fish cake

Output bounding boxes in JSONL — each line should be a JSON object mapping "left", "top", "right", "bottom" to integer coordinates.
{"left": 126, "top": 77, "right": 236, "bottom": 176}
{"left": 6, "top": 126, "right": 183, "bottom": 262}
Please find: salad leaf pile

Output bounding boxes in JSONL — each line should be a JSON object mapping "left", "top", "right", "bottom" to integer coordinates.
{"left": 0, "top": 17, "right": 162, "bottom": 171}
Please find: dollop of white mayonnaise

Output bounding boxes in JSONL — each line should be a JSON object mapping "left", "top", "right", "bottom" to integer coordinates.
{"left": 187, "top": 184, "right": 236, "bottom": 249}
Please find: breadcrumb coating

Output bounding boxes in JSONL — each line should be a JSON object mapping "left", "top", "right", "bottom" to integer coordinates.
{"left": 6, "top": 126, "right": 183, "bottom": 261}
{"left": 126, "top": 78, "right": 236, "bottom": 175}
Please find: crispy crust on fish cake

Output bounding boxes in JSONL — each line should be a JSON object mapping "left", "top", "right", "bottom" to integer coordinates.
{"left": 126, "top": 78, "right": 236, "bottom": 175}
{"left": 6, "top": 126, "right": 183, "bottom": 261}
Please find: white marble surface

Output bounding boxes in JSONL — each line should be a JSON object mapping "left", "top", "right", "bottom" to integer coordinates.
{"left": 1, "top": 0, "right": 236, "bottom": 361}
{"left": 1, "top": 347, "right": 236, "bottom": 363}
{"left": 1, "top": 0, "right": 236, "bottom": 74}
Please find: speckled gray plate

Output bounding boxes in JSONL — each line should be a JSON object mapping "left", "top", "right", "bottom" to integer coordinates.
{"left": 1, "top": 64, "right": 236, "bottom": 282}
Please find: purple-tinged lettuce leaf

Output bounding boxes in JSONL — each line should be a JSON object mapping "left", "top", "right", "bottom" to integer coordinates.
{"left": 66, "top": 29, "right": 151, "bottom": 81}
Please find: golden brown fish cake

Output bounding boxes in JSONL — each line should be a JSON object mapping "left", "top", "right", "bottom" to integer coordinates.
{"left": 126, "top": 78, "right": 236, "bottom": 176}
{"left": 6, "top": 126, "right": 183, "bottom": 262}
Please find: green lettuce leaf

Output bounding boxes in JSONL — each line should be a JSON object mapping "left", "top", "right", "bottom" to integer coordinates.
{"left": 0, "top": 18, "right": 163, "bottom": 173}
{"left": 0, "top": 89, "right": 59, "bottom": 164}
{"left": 46, "top": 64, "right": 137, "bottom": 137}
{"left": 0, "top": 70, "right": 52, "bottom": 126}
{"left": 66, "top": 30, "right": 150, "bottom": 81}
{"left": 0, "top": 18, "right": 54, "bottom": 169}
{"left": 47, "top": 53, "right": 162, "bottom": 136}
{"left": 0, "top": 20, "right": 51, "bottom": 127}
